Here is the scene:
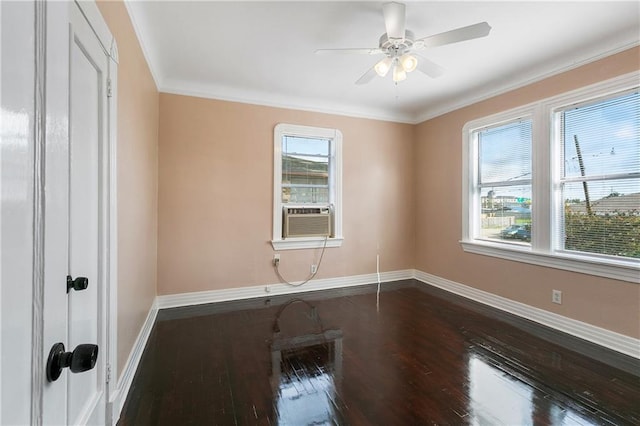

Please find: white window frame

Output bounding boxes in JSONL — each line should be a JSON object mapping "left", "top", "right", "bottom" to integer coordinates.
{"left": 272, "top": 123, "right": 343, "bottom": 250}
{"left": 462, "top": 72, "right": 639, "bottom": 283}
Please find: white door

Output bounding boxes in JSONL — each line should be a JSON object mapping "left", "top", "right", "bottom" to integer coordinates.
{"left": 1, "top": 1, "right": 115, "bottom": 424}
{"left": 1, "top": 1, "right": 38, "bottom": 424}
{"left": 42, "top": 2, "right": 111, "bottom": 424}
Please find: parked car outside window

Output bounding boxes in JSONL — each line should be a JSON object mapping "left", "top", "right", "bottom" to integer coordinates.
{"left": 514, "top": 225, "right": 531, "bottom": 242}
{"left": 500, "top": 225, "right": 523, "bottom": 239}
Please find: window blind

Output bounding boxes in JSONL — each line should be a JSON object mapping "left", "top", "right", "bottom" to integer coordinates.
{"left": 475, "top": 119, "right": 533, "bottom": 243}
{"left": 559, "top": 90, "right": 640, "bottom": 259}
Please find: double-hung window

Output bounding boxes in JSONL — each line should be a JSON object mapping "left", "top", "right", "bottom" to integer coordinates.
{"left": 475, "top": 118, "right": 533, "bottom": 244}
{"left": 463, "top": 72, "right": 639, "bottom": 282}
{"left": 272, "top": 123, "right": 343, "bottom": 250}
{"left": 281, "top": 135, "right": 330, "bottom": 205}
{"left": 556, "top": 90, "right": 639, "bottom": 259}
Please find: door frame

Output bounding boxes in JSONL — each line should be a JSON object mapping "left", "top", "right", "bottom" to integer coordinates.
{"left": 73, "top": 2, "right": 120, "bottom": 421}
{"left": 32, "top": 1, "right": 119, "bottom": 423}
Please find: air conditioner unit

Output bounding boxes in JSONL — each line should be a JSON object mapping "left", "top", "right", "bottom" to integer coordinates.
{"left": 283, "top": 206, "right": 332, "bottom": 238}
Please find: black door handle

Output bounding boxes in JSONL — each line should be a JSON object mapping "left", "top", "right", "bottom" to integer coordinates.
{"left": 67, "top": 275, "right": 88, "bottom": 293}
{"left": 46, "top": 342, "right": 98, "bottom": 382}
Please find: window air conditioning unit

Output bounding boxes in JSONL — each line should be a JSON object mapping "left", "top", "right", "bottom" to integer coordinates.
{"left": 283, "top": 206, "right": 332, "bottom": 238}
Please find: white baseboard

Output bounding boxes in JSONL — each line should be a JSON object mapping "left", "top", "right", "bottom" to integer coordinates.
{"left": 413, "top": 270, "right": 640, "bottom": 359}
{"left": 156, "top": 269, "right": 414, "bottom": 309}
{"left": 110, "top": 302, "right": 158, "bottom": 425}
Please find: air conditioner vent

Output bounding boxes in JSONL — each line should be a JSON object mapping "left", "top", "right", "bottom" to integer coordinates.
{"left": 283, "top": 206, "right": 332, "bottom": 238}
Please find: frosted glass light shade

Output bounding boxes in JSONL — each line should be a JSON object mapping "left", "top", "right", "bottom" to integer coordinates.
{"left": 400, "top": 54, "right": 418, "bottom": 73}
{"left": 374, "top": 57, "right": 393, "bottom": 77}
{"left": 392, "top": 64, "right": 407, "bottom": 82}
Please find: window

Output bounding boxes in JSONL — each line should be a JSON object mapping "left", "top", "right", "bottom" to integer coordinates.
{"left": 282, "top": 135, "right": 330, "bottom": 205}
{"left": 273, "top": 124, "right": 343, "bottom": 250}
{"left": 462, "top": 72, "right": 639, "bottom": 282}
{"left": 475, "top": 119, "right": 533, "bottom": 244}
{"left": 557, "top": 90, "right": 639, "bottom": 259}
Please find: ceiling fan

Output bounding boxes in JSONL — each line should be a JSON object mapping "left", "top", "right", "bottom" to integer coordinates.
{"left": 315, "top": 2, "right": 491, "bottom": 84}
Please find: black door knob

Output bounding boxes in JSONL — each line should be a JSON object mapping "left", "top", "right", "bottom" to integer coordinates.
{"left": 46, "top": 342, "right": 98, "bottom": 382}
{"left": 67, "top": 275, "right": 88, "bottom": 293}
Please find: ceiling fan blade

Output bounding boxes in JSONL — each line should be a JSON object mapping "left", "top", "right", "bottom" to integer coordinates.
{"left": 415, "top": 22, "right": 491, "bottom": 49}
{"left": 382, "top": 2, "right": 406, "bottom": 40}
{"left": 315, "top": 48, "right": 383, "bottom": 55}
{"left": 414, "top": 54, "right": 445, "bottom": 78}
{"left": 355, "top": 66, "right": 377, "bottom": 85}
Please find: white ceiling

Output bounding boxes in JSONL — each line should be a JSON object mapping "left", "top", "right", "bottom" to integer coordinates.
{"left": 125, "top": 1, "right": 640, "bottom": 124}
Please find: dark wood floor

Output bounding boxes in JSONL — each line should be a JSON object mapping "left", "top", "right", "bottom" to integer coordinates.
{"left": 118, "top": 280, "right": 640, "bottom": 425}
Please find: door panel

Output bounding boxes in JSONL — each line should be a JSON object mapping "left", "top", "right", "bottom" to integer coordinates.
{"left": 42, "top": 2, "right": 109, "bottom": 424}
{"left": 68, "top": 7, "right": 106, "bottom": 422}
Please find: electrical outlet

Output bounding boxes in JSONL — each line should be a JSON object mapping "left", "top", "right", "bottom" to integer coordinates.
{"left": 552, "top": 289, "right": 562, "bottom": 304}
{"left": 311, "top": 264, "right": 317, "bottom": 274}
{"left": 273, "top": 254, "right": 280, "bottom": 266}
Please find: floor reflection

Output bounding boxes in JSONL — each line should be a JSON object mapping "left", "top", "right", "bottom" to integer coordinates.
{"left": 468, "top": 349, "right": 602, "bottom": 426}
{"left": 270, "top": 299, "right": 343, "bottom": 425}
{"left": 119, "top": 283, "right": 640, "bottom": 425}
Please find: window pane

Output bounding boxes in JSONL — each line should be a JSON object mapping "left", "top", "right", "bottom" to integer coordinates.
{"left": 562, "top": 178, "right": 640, "bottom": 258}
{"left": 282, "top": 155, "right": 328, "bottom": 186}
{"left": 479, "top": 120, "right": 532, "bottom": 184}
{"left": 562, "top": 91, "right": 639, "bottom": 178}
{"left": 559, "top": 89, "right": 640, "bottom": 260}
{"left": 283, "top": 186, "right": 329, "bottom": 204}
{"left": 283, "top": 136, "right": 329, "bottom": 156}
{"left": 479, "top": 185, "right": 532, "bottom": 243}
{"left": 282, "top": 136, "right": 330, "bottom": 204}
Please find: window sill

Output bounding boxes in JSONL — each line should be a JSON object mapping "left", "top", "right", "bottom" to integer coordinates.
{"left": 460, "top": 240, "right": 639, "bottom": 284}
{"left": 272, "top": 237, "right": 344, "bottom": 251}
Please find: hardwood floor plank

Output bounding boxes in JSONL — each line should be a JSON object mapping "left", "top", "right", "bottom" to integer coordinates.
{"left": 118, "top": 280, "right": 639, "bottom": 425}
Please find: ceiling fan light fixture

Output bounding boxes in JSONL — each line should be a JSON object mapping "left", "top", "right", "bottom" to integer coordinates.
{"left": 392, "top": 62, "right": 407, "bottom": 82}
{"left": 374, "top": 57, "right": 393, "bottom": 77}
{"left": 400, "top": 53, "right": 418, "bottom": 73}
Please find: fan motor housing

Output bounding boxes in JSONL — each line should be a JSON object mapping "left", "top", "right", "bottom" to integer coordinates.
{"left": 379, "top": 30, "right": 415, "bottom": 54}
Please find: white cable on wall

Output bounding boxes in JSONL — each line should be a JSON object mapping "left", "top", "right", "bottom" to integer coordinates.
{"left": 274, "top": 236, "right": 329, "bottom": 287}
{"left": 376, "top": 252, "right": 381, "bottom": 312}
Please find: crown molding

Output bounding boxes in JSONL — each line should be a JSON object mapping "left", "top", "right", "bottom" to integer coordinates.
{"left": 159, "top": 79, "right": 417, "bottom": 124}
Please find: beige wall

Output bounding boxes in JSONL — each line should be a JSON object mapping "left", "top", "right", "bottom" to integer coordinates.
{"left": 157, "top": 94, "right": 415, "bottom": 295}
{"left": 414, "top": 47, "right": 640, "bottom": 339}
{"left": 97, "top": 1, "right": 159, "bottom": 377}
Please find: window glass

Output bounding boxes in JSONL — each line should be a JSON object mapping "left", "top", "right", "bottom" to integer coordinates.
{"left": 476, "top": 120, "right": 532, "bottom": 244}
{"left": 480, "top": 186, "right": 532, "bottom": 242}
{"left": 563, "top": 178, "right": 640, "bottom": 258}
{"left": 562, "top": 91, "right": 639, "bottom": 178}
{"left": 559, "top": 91, "right": 640, "bottom": 259}
{"left": 479, "top": 121, "right": 532, "bottom": 184}
{"left": 282, "top": 136, "right": 330, "bottom": 204}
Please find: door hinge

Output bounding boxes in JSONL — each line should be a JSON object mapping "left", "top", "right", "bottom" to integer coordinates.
{"left": 107, "top": 79, "right": 113, "bottom": 98}
{"left": 106, "top": 363, "right": 112, "bottom": 384}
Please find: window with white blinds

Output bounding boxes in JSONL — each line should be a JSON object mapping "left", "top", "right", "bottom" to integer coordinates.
{"left": 558, "top": 90, "right": 640, "bottom": 259}
{"left": 462, "top": 73, "right": 639, "bottom": 282}
{"left": 282, "top": 135, "right": 330, "bottom": 205}
{"left": 476, "top": 119, "right": 532, "bottom": 244}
